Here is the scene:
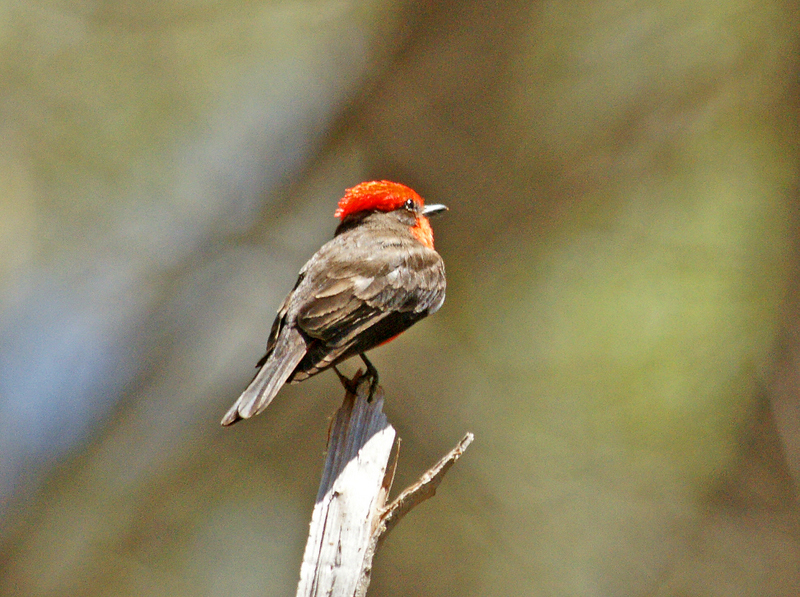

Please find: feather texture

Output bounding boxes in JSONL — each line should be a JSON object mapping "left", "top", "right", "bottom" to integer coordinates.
{"left": 222, "top": 184, "right": 446, "bottom": 425}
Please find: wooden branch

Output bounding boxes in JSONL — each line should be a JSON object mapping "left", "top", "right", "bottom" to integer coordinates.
{"left": 376, "top": 431, "right": 474, "bottom": 541}
{"left": 296, "top": 375, "right": 473, "bottom": 597}
{"left": 296, "top": 375, "right": 395, "bottom": 597}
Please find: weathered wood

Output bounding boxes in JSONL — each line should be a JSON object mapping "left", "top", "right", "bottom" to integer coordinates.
{"left": 296, "top": 374, "right": 473, "bottom": 597}
{"left": 296, "top": 376, "right": 395, "bottom": 597}
{"left": 375, "top": 432, "right": 474, "bottom": 543}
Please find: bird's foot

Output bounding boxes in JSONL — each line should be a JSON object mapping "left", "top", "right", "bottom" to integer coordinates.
{"left": 333, "top": 365, "right": 358, "bottom": 395}
{"left": 359, "top": 353, "right": 380, "bottom": 402}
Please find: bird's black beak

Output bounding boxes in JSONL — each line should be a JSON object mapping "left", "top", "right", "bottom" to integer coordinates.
{"left": 422, "top": 203, "right": 448, "bottom": 217}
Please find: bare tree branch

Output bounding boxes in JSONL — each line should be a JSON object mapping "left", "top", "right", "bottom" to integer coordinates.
{"left": 296, "top": 374, "right": 473, "bottom": 597}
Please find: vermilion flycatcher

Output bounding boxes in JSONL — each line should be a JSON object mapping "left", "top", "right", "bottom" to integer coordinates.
{"left": 221, "top": 180, "right": 447, "bottom": 425}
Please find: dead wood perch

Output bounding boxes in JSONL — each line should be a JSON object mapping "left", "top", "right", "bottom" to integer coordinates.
{"left": 295, "top": 374, "right": 473, "bottom": 597}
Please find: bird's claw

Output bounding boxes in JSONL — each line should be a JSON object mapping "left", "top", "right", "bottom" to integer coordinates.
{"left": 333, "top": 355, "right": 380, "bottom": 401}
{"left": 359, "top": 354, "right": 380, "bottom": 402}
{"left": 333, "top": 365, "right": 358, "bottom": 394}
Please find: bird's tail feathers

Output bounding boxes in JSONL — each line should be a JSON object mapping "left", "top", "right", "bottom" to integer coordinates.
{"left": 220, "top": 328, "right": 306, "bottom": 426}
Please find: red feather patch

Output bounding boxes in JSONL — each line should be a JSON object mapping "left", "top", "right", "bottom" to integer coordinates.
{"left": 335, "top": 180, "right": 424, "bottom": 220}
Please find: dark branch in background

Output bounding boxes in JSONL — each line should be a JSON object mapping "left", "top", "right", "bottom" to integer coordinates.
{"left": 295, "top": 374, "right": 474, "bottom": 597}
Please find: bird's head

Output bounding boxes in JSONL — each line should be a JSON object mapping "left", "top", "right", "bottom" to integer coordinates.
{"left": 334, "top": 180, "right": 447, "bottom": 249}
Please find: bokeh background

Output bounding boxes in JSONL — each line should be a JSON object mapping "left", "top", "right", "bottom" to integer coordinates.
{"left": 2, "top": 1, "right": 799, "bottom": 595}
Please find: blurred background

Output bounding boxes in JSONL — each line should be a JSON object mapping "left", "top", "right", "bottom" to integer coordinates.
{"left": 1, "top": 1, "right": 799, "bottom": 595}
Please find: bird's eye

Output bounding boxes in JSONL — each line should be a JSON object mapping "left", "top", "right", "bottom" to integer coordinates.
{"left": 404, "top": 198, "right": 416, "bottom": 211}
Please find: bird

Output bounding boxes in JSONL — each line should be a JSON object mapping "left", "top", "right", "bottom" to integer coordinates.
{"left": 221, "top": 180, "right": 447, "bottom": 426}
